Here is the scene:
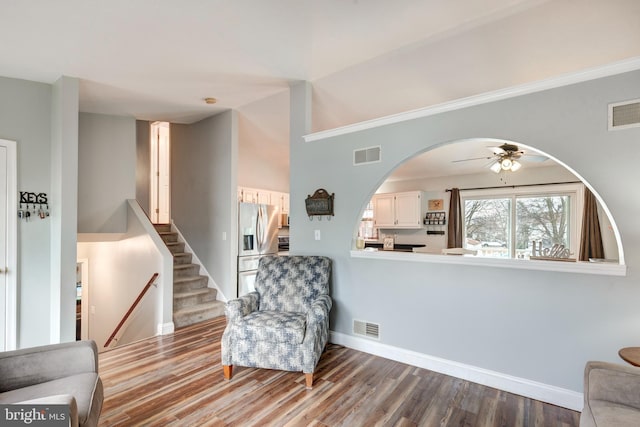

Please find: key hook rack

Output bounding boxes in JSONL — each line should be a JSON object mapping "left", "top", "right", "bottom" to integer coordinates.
{"left": 18, "top": 191, "right": 50, "bottom": 221}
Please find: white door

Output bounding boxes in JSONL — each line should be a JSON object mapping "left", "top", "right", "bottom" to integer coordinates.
{"left": 0, "top": 140, "right": 16, "bottom": 351}
{"left": 150, "top": 122, "right": 171, "bottom": 224}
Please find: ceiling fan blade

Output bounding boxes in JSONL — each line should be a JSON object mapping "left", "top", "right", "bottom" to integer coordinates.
{"left": 451, "top": 156, "right": 493, "bottom": 163}
{"left": 489, "top": 146, "right": 506, "bottom": 155}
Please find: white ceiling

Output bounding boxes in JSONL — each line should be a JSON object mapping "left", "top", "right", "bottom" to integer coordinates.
{"left": 386, "top": 139, "right": 552, "bottom": 181}
{"left": 2, "top": 0, "right": 639, "bottom": 127}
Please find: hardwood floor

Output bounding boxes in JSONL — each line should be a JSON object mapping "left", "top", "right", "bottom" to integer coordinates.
{"left": 98, "top": 317, "right": 580, "bottom": 426}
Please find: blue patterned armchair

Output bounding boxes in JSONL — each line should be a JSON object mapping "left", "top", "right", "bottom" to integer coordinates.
{"left": 222, "top": 255, "right": 332, "bottom": 388}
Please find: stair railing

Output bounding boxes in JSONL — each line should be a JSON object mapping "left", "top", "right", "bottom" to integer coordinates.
{"left": 104, "top": 272, "right": 159, "bottom": 348}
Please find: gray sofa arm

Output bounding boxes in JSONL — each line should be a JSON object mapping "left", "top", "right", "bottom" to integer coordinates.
{"left": 0, "top": 340, "right": 99, "bottom": 393}
{"left": 19, "top": 395, "right": 79, "bottom": 427}
{"left": 581, "top": 361, "right": 640, "bottom": 427}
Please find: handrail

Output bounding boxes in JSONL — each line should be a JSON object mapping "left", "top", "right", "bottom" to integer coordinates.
{"left": 104, "top": 273, "right": 159, "bottom": 348}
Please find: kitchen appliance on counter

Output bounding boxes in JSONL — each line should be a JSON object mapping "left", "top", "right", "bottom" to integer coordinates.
{"left": 237, "top": 202, "right": 279, "bottom": 296}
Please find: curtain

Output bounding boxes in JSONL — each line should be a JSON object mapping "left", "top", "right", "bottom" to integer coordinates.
{"left": 447, "top": 188, "right": 463, "bottom": 248}
{"left": 579, "top": 187, "right": 604, "bottom": 261}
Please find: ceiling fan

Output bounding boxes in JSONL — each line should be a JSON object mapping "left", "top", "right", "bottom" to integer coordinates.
{"left": 452, "top": 143, "right": 547, "bottom": 173}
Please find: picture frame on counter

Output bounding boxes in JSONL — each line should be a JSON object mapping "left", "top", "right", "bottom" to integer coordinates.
{"left": 383, "top": 236, "right": 395, "bottom": 250}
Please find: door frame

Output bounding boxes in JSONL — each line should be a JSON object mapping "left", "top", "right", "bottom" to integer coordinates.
{"left": 1, "top": 139, "right": 17, "bottom": 350}
{"left": 150, "top": 122, "right": 171, "bottom": 224}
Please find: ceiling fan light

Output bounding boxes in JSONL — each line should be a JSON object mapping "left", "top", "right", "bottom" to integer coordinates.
{"left": 510, "top": 160, "right": 522, "bottom": 171}
{"left": 490, "top": 161, "right": 502, "bottom": 173}
{"left": 500, "top": 158, "right": 513, "bottom": 170}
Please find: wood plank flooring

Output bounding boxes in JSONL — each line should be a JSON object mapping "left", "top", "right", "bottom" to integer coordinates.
{"left": 98, "top": 317, "right": 580, "bottom": 426}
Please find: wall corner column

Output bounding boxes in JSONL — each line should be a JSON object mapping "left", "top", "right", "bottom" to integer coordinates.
{"left": 50, "top": 76, "right": 79, "bottom": 343}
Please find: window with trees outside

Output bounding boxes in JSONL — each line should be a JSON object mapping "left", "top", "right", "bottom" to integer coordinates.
{"left": 462, "top": 184, "right": 582, "bottom": 259}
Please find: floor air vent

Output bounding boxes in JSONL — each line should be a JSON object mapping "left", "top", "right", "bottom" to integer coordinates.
{"left": 354, "top": 146, "right": 381, "bottom": 165}
{"left": 353, "top": 320, "right": 380, "bottom": 339}
{"left": 609, "top": 99, "right": 640, "bottom": 130}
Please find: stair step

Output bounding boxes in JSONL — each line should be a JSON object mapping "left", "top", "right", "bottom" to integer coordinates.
{"left": 174, "top": 275, "right": 208, "bottom": 292}
{"left": 173, "top": 263, "right": 200, "bottom": 278}
{"left": 173, "top": 301, "right": 226, "bottom": 329}
{"left": 173, "top": 252, "right": 193, "bottom": 265}
{"left": 158, "top": 231, "right": 178, "bottom": 243}
{"left": 174, "top": 288, "right": 218, "bottom": 310}
{"left": 165, "top": 241, "right": 185, "bottom": 254}
{"left": 154, "top": 224, "right": 172, "bottom": 233}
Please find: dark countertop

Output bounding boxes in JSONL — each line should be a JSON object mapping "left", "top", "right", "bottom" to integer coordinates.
{"left": 364, "top": 242, "right": 426, "bottom": 252}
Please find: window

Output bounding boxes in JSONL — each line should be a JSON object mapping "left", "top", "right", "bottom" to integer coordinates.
{"left": 462, "top": 184, "right": 581, "bottom": 259}
{"left": 359, "top": 201, "right": 378, "bottom": 240}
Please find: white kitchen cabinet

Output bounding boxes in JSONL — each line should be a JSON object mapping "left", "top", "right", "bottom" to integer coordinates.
{"left": 238, "top": 187, "right": 290, "bottom": 228}
{"left": 373, "top": 191, "right": 424, "bottom": 229}
{"left": 372, "top": 193, "right": 396, "bottom": 228}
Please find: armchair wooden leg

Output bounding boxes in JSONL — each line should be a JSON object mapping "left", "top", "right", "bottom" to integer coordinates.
{"left": 305, "top": 373, "right": 313, "bottom": 389}
{"left": 223, "top": 365, "right": 233, "bottom": 380}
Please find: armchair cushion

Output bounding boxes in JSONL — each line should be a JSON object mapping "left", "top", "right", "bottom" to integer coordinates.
{"left": 241, "top": 311, "right": 307, "bottom": 344}
{"left": 581, "top": 361, "right": 640, "bottom": 427}
{"left": 256, "top": 256, "right": 331, "bottom": 313}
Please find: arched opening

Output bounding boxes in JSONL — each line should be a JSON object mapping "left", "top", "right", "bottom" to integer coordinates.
{"left": 355, "top": 138, "right": 623, "bottom": 265}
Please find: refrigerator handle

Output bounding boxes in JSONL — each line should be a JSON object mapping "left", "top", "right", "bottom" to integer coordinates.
{"left": 256, "top": 205, "right": 265, "bottom": 251}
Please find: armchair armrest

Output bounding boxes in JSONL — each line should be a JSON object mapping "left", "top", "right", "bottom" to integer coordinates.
{"left": 584, "top": 361, "right": 640, "bottom": 411}
{"left": 225, "top": 291, "right": 260, "bottom": 323}
{"left": 306, "top": 294, "right": 332, "bottom": 327}
{"left": 0, "top": 340, "right": 99, "bottom": 393}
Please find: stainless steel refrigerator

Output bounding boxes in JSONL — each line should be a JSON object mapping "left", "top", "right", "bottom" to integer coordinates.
{"left": 237, "top": 202, "right": 279, "bottom": 296}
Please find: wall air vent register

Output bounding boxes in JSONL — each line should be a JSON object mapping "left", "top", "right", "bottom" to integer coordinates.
{"left": 609, "top": 99, "right": 640, "bottom": 130}
{"left": 353, "top": 319, "right": 380, "bottom": 339}
{"left": 354, "top": 146, "right": 381, "bottom": 165}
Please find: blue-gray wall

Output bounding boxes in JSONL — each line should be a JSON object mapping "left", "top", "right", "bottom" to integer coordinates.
{"left": 171, "top": 111, "right": 238, "bottom": 300}
{"left": 78, "top": 112, "right": 136, "bottom": 233}
{"left": 291, "top": 69, "right": 640, "bottom": 393}
{"left": 0, "top": 75, "right": 79, "bottom": 347}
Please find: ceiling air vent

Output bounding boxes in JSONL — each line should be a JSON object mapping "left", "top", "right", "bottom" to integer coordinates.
{"left": 609, "top": 99, "right": 640, "bottom": 130}
{"left": 353, "top": 319, "right": 380, "bottom": 340}
{"left": 354, "top": 146, "right": 381, "bottom": 165}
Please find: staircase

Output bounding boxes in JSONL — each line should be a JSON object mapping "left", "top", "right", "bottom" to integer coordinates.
{"left": 154, "top": 224, "right": 226, "bottom": 328}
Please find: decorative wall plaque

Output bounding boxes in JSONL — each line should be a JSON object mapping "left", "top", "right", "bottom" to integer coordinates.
{"left": 305, "top": 189, "right": 334, "bottom": 219}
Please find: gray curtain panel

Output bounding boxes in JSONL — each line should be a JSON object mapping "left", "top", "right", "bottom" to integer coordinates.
{"left": 447, "top": 188, "right": 462, "bottom": 248}
{"left": 579, "top": 188, "right": 604, "bottom": 261}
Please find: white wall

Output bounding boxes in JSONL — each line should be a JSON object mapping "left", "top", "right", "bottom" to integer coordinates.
{"left": 237, "top": 90, "right": 290, "bottom": 193}
{"left": 135, "top": 120, "right": 152, "bottom": 217}
{"left": 78, "top": 113, "right": 136, "bottom": 232}
{"left": 291, "top": 69, "right": 640, "bottom": 401}
{"left": 77, "top": 202, "right": 171, "bottom": 352}
{"left": 171, "top": 111, "right": 237, "bottom": 299}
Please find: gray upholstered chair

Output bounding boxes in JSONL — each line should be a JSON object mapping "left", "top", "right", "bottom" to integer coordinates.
{"left": 580, "top": 361, "right": 640, "bottom": 427}
{"left": 0, "top": 340, "right": 103, "bottom": 427}
{"left": 222, "top": 255, "right": 332, "bottom": 388}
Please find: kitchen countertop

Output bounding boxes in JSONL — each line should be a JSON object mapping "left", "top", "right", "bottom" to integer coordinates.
{"left": 364, "top": 242, "right": 426, "bottom": 252}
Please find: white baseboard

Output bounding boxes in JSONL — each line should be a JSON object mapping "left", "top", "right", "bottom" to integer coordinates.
{"left": 329, "top": 331, "right": 583, "bottom": 411}
{"left": 157, "top": 322, "right": 175, "bottom": 336}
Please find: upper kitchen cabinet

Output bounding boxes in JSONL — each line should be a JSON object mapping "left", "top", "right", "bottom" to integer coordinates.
{"left": 373, "top": 191, "right": 425, "bottom": 229}
{"left": 238, "top": 186, "right": 290, "bottom": 228}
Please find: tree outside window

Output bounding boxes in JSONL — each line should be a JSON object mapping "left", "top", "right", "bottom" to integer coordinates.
{"left": 463, "top": 188, "right": 575, "bottom": 259}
